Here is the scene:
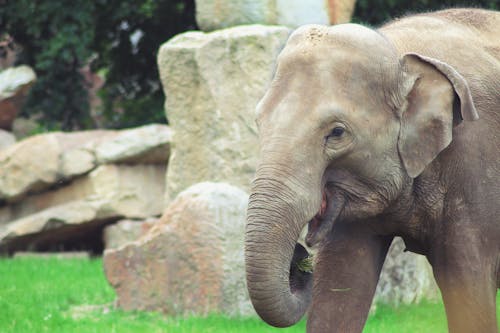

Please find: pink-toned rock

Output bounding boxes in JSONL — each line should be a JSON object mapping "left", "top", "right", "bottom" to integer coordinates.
{"left": 103, "top": 219, "right": 156, "bottom": 250}
{"left": 103, "top": 182, "right": 253, "bottom": 317}
{"left": 0, "top": 66, "right": 36, "bottom": 130}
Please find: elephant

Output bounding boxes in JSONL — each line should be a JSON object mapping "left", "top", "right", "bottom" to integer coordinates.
{"left": 244, "top": 8, "right": 499, "bottom": 333}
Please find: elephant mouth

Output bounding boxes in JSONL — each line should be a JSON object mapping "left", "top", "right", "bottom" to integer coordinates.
{"left": 289, "top": 243, "right": 313, "bottom": 293}
{"left": 305, "top": 189, "right": 344, "bottom": 247}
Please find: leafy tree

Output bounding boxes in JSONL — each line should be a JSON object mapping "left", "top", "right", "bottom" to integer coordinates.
{"left": 0, "top": 0, "right": 95, "bottom": 130}
{"left": 0, "top": 0, "right": 196, "bottom": 131}
{"left": 353, "top": 0, "right": 498, "bottom": 26}
{"left": 90, "top": 0, "right": 196, "bottom": 128}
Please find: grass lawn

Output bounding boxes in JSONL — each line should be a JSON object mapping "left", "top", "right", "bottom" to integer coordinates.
{"left": 0, "top": 257, "right": 498, "bottom": 333}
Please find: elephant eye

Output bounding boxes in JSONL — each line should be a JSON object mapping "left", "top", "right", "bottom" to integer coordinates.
{"left": 329, "top": 127, "right": 345, "bottom": 138}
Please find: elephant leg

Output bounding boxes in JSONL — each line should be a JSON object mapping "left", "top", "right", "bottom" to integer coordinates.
{"left": 306, "top": 223, "right": 392, "bottom": 333}
{"left": 431, "top": 241, "right": 498, "bottom": 333}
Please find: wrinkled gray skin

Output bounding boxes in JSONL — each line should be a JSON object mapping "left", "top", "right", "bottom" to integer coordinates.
{"left": 245, "top": 8, "right": 499, "bottom": 333}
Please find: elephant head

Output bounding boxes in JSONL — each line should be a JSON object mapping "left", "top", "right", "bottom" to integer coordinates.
{"left": 245, "top": 24, "right": 477, "bottom": 327}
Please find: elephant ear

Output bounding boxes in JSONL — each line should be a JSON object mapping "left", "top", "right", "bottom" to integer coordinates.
{"left": 397, "top": 53, "right": 478, "bottom": 178}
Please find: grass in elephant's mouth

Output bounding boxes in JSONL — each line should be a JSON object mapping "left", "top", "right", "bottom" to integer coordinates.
{"left": 0, "top": 257, "right": 498, "bottom": 333}
{"left": 296, "top": 254, "right": 314, "bottom": 273}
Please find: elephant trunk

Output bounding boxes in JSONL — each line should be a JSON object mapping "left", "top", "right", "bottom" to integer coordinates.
{"left": 245, "top": 166, "right": 320, "bottom": 327}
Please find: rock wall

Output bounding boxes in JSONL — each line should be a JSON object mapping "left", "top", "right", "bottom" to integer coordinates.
{"left": 0, "top": 124, "right": 170, "bottom": 253}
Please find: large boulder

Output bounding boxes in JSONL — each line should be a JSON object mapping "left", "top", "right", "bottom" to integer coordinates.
{"left": 104, "top": 182, "right": 253, "bottom": 317}
{"left": 103, "top": 218, "right": 157, "bottom": 250}
{"left": 195, "top": 0, "right": 329, "bottom": 31}
{"left": 0, "top": 164, "right": 166, "bottom": 252}
{"left": 195, "top": 0, "right": 356, "bottom": 31}
{"left": 158, "top": 25, "right": 290, "bottom": 202}
{"left": 0, "top": 65, "right": 36, "bottom": 130}
{"left": 375, "top": 237, "right": 439, "bottom": 305}
{"left": 0, "top": 129, "right": 15, "bottom": 151}
{"left": 0, "top": 124, "right": 171, "bottom": 202}
{"left": 327, "top": 0, "right": 357, "bottom": 24}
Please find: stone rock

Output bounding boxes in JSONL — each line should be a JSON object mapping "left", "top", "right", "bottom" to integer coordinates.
{"left": 195, "top": 0, "right": 328, "bottom": 31}
{"left": 158, "top": 25, "right": 290, "bottom": 202}
{"left": 104, "top": 182, "right": 253, "bottom": 317}
{"left": 87, "top": 164, "right": 166, "bottom": 218}
{"left": 0, "top": 133, "right": 62, "bottom": 201}
{"left": 103, "top": 219, "right": 157, "bottom": 250}
{"left": 0, "top": 164, "right": 166, "bottom": 226}
{"left": 0, "top": 131, "right": 110, "bottom": 201}
{"left": 0, "top": 164, "right": 166, "bottom": 252}
{"left": 327, "top": 0, "right": 357, "bottom": 24}
{"left": 0, "top": 124, "right": 171, "bottom": 202}
{"left": 195, "top": 0, "right": 357, "bottom": 31}
{"left": 1, "top": 199, "right": 103, "bottom": 236}
{"left": 0, "top": 65, "right": 36, "bottom": 130}
{"left": 375, "top": 237, "right": 439, "bottom": 305}
{"left": 11, "top": 116, "right": 40, "bottom": 140}
{"left": 0, "top": 129, "right": 15, "bottom": 151}
{"left": 94, "top": 124, "right": 172, "bottom": 164}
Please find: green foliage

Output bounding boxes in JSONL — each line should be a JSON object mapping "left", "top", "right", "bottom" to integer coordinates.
{"left": 0, "top": 0, "right": 95, "bottom": 130}
{"left": 353, "top": 0, "right": 498, "bottom": 26}
{"left": 0, "top": 0, "right": 196, "bottom": 130}
{"left": 90, "top": 0, "right": 196, "bottom": 128}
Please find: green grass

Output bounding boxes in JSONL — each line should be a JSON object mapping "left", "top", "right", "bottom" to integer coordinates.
{"left": 0, "top": 258, "right": 498, "bottom": 333}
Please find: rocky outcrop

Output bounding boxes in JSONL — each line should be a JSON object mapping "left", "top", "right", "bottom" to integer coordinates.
{"left": 0, "top": 124, "right": 170, "bottom": 253}
{"left": 0, "top": 164, "right": 166, "bottom": 225}
{"left": 0, "top": 65, "right": 36, "bottom": 130}
{"left": 195, "top": 0, "right": 357, "bottom": 31}
{"left": 103, "top": 182, "right": 253, "bottom": 317}
{"left": 375, "top": 237, "right": 439, "bottom": 305}
{"left": 0, "top": 164, "right": 166, "bottom": 253}
{"left": 93, "top": 124, "right": 171, "bottom": 164}
{"left": 0, "top": 124, "right": 171, "bottom": 202}
{"left": 158, "top": 25, "right": 290, "bottom": 202}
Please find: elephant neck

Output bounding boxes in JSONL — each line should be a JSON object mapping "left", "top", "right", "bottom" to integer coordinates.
{"left": 380, "top": 165, "right": 447, "bottom": 253}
